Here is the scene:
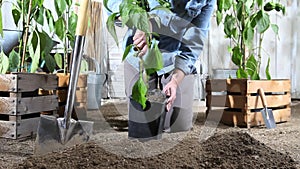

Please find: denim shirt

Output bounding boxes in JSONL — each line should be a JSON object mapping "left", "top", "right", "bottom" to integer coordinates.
{"left": 106, "top": 0, "right": 216, "bottom": 75}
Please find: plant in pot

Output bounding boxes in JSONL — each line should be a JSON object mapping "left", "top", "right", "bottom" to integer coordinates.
{"left": 105, "top": 0, "right": 170, "bottom": 140}
{"left": 205, "top": 0, "right": 291, "bottom": 128}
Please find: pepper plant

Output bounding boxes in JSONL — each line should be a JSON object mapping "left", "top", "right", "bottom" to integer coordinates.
{"left": 216, "top": 0, "right": 285, "bottom": 79}
{"left": 104, "top": 0, "right": 170, "bottom": 109}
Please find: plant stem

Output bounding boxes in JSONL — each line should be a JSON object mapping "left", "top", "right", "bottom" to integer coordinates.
{"left": 257, "top": 33, "right": 263, "bottom": 74}
{"left": 20, "top": 0, "right": 33, "bottom": 72}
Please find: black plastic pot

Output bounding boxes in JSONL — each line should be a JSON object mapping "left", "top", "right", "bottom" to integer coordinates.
{"left": 128, "top": 98, "right": 166, "bottom": 141}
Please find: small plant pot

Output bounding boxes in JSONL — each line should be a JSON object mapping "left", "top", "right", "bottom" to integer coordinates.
{"left": 128, "top": 98, "right": 167, "bottom": 141}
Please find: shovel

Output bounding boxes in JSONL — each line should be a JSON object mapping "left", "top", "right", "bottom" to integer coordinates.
{"left": 258, "top": 88, "right": 276, "bottom": 129}
{"left": 35, "top": 0, "right": 93, "bottom": 154}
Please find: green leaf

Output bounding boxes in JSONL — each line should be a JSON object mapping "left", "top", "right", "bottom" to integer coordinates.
{"left": 37, "top": 31, "right": 54, "bottom": 56}
{"left": 236, "top": 67, "right": 248, "bottom": 79}
{"left": 12, "top": 8, "right": 21, "bottom": 27}
{"left": 68, "top": 11, "right": 78, "bottom": 41}
{"left": 256, "top": 0, "right": 263, "bottom": 7}
{"left": 35, "top": 7, "right": 44, "bottom": 25}
{"left": 54, "top": 53, "right": 63, "bottom": 69}
{"left": 217, "top": 0, "right": 225, "bottom": 12}
{"left": 55, "top": 17, "right": 65, "bottom": 41}
{"left": 256, "top": 10, "right": 270, "bottom": 33}
{"left": 122, "top": 44, "right": 134, "bottom": 61}
{"left": 245, "top": 54, "right": 258, "bottom": 79}
{"left": 28, "top": 31, "right": 40, "bottom": 73}
{"left": 216, "top": 10, "right": 223, "bottom": 25}
{"left": 144, "top": 40, "right": 163, "bottom": 75}
{"left": 224, "top": 0, "right": 233, "bottom": 10}
{"left": 0, "top": 51, "right": 9, "bottom": 74}
{"left": 129, "top": 8, "right": 150, "bottom": 33}
{"left": 8, "top": 50, "right": 20, "bottom": 71}
{"left": 266, "top": 57, "right": 271, "bottom": 80}
{"left": 80, "top": 58, "right": 89, "bottom": 72}
{"left": 132, "top": 76, "right": 148, "bottom": 109}
{"left": 54, "top": 0, "right": 67, "bottom": 17}
{"left": 242, "top": 27, "right": 254, "bottom": 47}
{"left": 103, "top": 0, "right": 112, "bottom": 13}
{"left": 271, "top": 24, "right": 279, "bottom": 36}
{"left": 44, "top": 54, "right": 56, "bottom": 73}
{"left": 46, "top": 9, "right": 55, "bottom": 33}
{"left": 106, "top": 13, "right": 119, "bottom": 46}
{"left": 231, "top": 46, "right": 243, "bottom": 66}
{"left": 224, "top": 15, "right": 236, "bottom": 38}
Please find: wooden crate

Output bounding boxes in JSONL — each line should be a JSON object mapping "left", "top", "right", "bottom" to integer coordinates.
{"left": 0, "top": 73, "right": 58, "bottom": 139}
{"left": 56, "top": 73, "right": 87, "bottom": 118}
{"left": 206, "top": 79, "right": 291, "bottom": 128}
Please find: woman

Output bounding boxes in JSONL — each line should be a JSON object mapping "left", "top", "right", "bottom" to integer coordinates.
{"left": 107, "top": 0, "right": 216, "bottom": 132}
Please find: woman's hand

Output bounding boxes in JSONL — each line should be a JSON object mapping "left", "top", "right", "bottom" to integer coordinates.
{"left": 133, "top": 30, "right": 148, "bottom": 57}
{"left": 163, "top": 69, "right": 185, "bottom": 111}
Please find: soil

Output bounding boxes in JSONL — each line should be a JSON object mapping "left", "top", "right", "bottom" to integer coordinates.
{"left": 1, "top": 99, "right": 300, "bottom": 169}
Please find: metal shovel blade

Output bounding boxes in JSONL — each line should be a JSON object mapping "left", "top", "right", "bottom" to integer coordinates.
{"left": 258, "top": 88, "right": 276, "bottom": 129}
{"left": 261, "top": 107, "right": 276, "bottom": 129}
{"left": 35, "top": 115, "right": 93, "bottom": 155}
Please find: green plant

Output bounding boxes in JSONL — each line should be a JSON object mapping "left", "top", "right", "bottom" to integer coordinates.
{"left": 104, "top": 0, "right": 170, "bottom": 109}
{"left": 0, "top": 0, "right": 80, "bottom": 74}
{"left": 216, "top": 0, "right": 285, "bottom": 80}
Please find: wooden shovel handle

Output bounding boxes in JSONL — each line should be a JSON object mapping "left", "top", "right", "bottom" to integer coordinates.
{"left": 258, "top": 88, "right": 268, "bottom": 108}
{"left": 76, "top": 0, "right": 90, "bottom": 36}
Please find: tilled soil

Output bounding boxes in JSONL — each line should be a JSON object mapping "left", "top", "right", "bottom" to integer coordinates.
{"left": 1, "top": 100, "right": 300, "bottom": 169}
{"left": 16, "top": 132, "right": 297, "bottom": 169}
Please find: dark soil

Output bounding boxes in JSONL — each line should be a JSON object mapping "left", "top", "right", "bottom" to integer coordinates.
{"left": 16, "top": 131, "right": 297, "bottom": 169}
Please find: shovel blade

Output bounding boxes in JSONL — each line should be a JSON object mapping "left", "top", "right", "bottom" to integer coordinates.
{"left": 35, "top": 115, "right": 94, "bottom": 155}
{"left": 261, "top": 108, "right": 276, "bottom": 129}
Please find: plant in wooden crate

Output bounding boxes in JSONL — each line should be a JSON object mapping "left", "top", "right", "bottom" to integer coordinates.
{"left": 105, "top": 0, "right": 171, "bottom": 140}
{"left": 206, "top": 0, "right": 290, "bottom": 128}
{"left": 0, "top": 0, "right": 86, "bottom": 139}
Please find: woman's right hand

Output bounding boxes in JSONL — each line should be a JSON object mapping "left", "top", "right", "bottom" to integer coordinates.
{"left": 133, "top": 30, "right": 148, "bottom": 57}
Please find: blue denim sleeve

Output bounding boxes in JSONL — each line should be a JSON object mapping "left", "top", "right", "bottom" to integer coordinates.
{"left": 174, "top": 0, "right": 216, "bottom": 75}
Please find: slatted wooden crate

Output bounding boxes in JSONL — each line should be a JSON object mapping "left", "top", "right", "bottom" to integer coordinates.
{"left": 56, "top": 73, "right": 87, "bottom": 118}
{"left": 0, "top": 73, "right": 58, "bottom": 139}
{"left": 206, "top": 79, "right": 291, "bottom": 128}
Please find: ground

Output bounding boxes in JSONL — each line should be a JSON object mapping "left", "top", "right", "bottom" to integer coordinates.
{"left": 0, "top": 100, "right": 300, "bottom": 169}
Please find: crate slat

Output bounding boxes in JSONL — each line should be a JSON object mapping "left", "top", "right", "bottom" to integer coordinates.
{"left": 207, "top": 93, "right": 291, "bottom": 109}
{"left": 0, "top": 74, "right": 17, "bottom": 92}
{"left": 0, "top": 116, "right": 40, "bottom": 139}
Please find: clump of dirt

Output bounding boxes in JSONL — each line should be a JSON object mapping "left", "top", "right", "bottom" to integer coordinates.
{"left": 16, "top": 131, "right": 297, "bottom": 169}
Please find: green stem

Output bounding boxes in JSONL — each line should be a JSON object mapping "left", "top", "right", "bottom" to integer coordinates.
{"left": 257, "top": 33, "right": 263, "bottom": 74}
{"left": 20, "top": 0, "right": 33, "bottom": 72}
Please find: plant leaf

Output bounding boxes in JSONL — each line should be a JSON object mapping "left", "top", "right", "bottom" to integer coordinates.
{"left": 54, "top": 53, "right": 63, "bottom": 69}
{"left": 144, "top": 40, "right": 163, "bottom": 75}
{"left": 35, "top": 7, "right": 44, "bottom": 25}
{"left": 0, "top": 51, "right": 9, "bottom": 74}
{"left": 246, "top": 54, "right": 259, "bottom": 80}
{"left": 231, "top": 46, "right": 243, "bottom": 66}
{"left": 44, "top": 53, "right": 56, "bottom": 73}
{"left": 242, "top": 26, "right": 254, "bottom": 47}
{"left": 80, "top": 58, "right": 89, "bottom": 72}
{"left": 103, "top": 0, "right": 112, "bottom": 13}
{"left": 271, "top": 24, "right": 279, "bottom": 36}
{"left": 132, "top": 76, "right": 148, "bottom": 110}
{"left": 28, "top": 31, "right": 40, "bottom": 73}
{"left": 122, "top": 44, "right": 134, "bottom": 61}
{"left": 256, "top": 10, "right": 270, "bottom": 33}
{"left": 266, "top": 57, "right": 271, "bottom": 80}
{"left": 55, "top": 17, "right": 65, "bottom": 41}
{"left": 106, "top": 13, "right": 119, "bottom": 46}
{"left": 54, "top": 0, "right": 67, "bottom": 17}
{"left": 9, "top": 50, "right": 20, "bottom": 72}
{"left": 236, "top": 67, "right": 248, "bottom": 79}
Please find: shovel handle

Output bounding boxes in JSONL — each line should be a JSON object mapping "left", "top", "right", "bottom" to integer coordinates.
{"left": 76, "top": 0, "right": 90, "bottom": 36}
{"left": 258, "top": 88, "right": 268, "bottom": 108}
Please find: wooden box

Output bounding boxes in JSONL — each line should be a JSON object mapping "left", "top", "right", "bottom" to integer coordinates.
{"left": 0, "top": 73, "right": 58, "bottom": 139}
{"left": 206, "top": 79, "right": 291, "bottom": 128}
